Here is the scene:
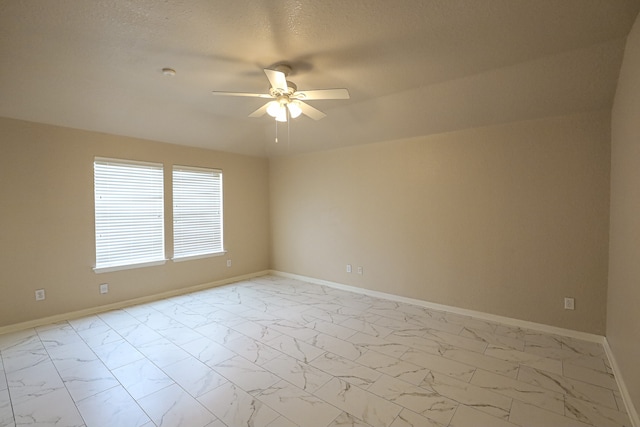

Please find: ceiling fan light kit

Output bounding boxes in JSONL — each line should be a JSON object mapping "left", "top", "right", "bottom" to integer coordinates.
{"left": 211, "top": 63, "right": 350, "bottom": 122}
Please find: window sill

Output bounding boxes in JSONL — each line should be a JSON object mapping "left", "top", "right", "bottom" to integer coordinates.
{"left": 93, "top": 259, "right": 167, "bottom": 274}
{"left": 172, "top": 251, "right": 227, "bottom": 263}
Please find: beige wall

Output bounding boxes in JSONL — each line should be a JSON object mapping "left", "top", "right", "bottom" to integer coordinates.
{"left": 608, "top": 13, "right": 640, "bottom": 412}
{"left": 270, "top": 111, "right": 611, "bottom": 334}
{"left": 0, "top": 117, "right": 270, "bottom": 327}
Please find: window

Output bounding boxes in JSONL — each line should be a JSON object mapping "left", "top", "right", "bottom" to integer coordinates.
{"left": 172, "top": 166, "right": 224, "bottom": 260}
{"left": 94, "top": 158, "right": 165, "bottom": 272}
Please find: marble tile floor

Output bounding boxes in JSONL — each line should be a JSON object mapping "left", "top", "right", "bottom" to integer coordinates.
{"left": 0, "top": 275, "right": 632, "bottom": 427}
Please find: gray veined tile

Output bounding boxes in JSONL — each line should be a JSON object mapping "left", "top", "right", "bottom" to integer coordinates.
{"left": 310, "top": 352, "right": 382, "bottom": 388}
{"left": 561, "top": 337, "right": 606, "bottom": 358}
{"left": 46, "top": 341, "right": 99, "bottom": 372}
{"left": 491, "top": 324, "right": 527, "bottom": 340}
{"left": 442, "top": 347, "right": 520, "bottom": 379}
{"left": 373, "top": 317, "right": 427, "bottom": 336}
{"left": 517, "top": 365, "right": 618, "bottom": 410}
{"left": 67, "top": 315, "right": 110, "bottom": 336}
{"left": 469, "top": 369, "right": 565, "bottom": 415}
{"left": 396, "top": 303, "right": 445, "bottom": 321}
{"left": 368, "top": 307, "right": 407, "bottom": 323}
{"left": 523, "top": 330, "right": 564, "bottom": 349}
{"left": 257, "top": 380, "right": 342, "bottom": 427}
{"left": 266, "top": 334, "right": 325, "bottom": 364}
{"left": 266, "top": 415, "right": 299, "bottom": 427}
{"left": 0, "top": 329, "right": 39, "bottom": 352}
{"left": 38, "top": 322, "right": 82, "bottom": 348}
{"left": 59, "top": 359, "right": 120, "bottom": 402}
{"left": 138, "top": 383, "right": 217, "bottom": 427}
{"left": 223, "top": 334, "right": 283, "bottom": 365}
{"left": 136, "top": 338, "right": 191, "bottom": 368}
{"left": 400, "top": 348, "right": 476, "bottom": 382}
{"left": 1, "top": 344, "right": 50, "bottom": 374}
{"left": 198, "top": 381, "right": 279, "bottom": 427}
{"left": 231, "top": 320, "right": 283, "bottom": 343}
{"left": 346, "top": 332, "right": 410, "bottom": 358}
{"left": 564, "top": 396, "right": 632, "bottom": 427}
{"left": 98, "top": 309, "right": 141, "bottom": 331}
{"left": 384, "top": 332, "right": 450, "bottom": 356}
{"left": 405, "top": 315, "right": 464, "bottom": 335}
{"left": 355, "top": 350, "right": 430, "bottom": 386}
{"left": 563, "top": 362, "right": 619, "bottom": 390}
{"left": 92, "top": 338, "right": 146, "bottom": 370}
{"left": 390, "top": 408, "right": 446, "bottom": 427}
{"left": 484, "top": 345, "right": 563, "bottom": 375}
{"left": 314, "top": 377, "right": 402, "bottom": 427}
{"left": 162, "top": 357, "right": 228, "bottom": 398}
{"left": 79, "top": 327, "right": 122, "bottom": 348}
{"left": 420, "top": 371, "right": 512, "bottom": 421}
{"left": 368, "top": 374, "right": 458, "bottom": 425}
{"left": 508, "top": 400, "right": 591, "bottom": 427}
{"left": 117, "top": 322, "right": 164, "bottom": 347}
{"left": 13, "top": 387, "right": 84, "bottom": 427}
{"left": 306, "top": 332, "right": 366, "bottom": 361}
{"left": 34, "top": 321, "right": 71, "bottom": 333}
{"left": 340, "top": 317, "right": 393, "bottom": 338}
{"left": 328, "top": 411, "right": 374, "bottom": 427}
{"left": 156, "top": 322, "right": 205, "bottom": 346}
{"left": 265, "top": 319, "right": 321, "bottom": 341}
{"left": 524, "top": 339, "right": 610, "bottom": 372}
{"left": 0, "top": 388, "right": 13, "bottom": 427}
{"left": 444, "top": 314, "right": 497, "bottom": 333}
{"left": 181, "top": 337, "right": 236, "bottom": 367}
{"left": 211, "top": 355, "right": 280, "bottom": 394}
{"left": 448, "top": 404, "right": 519, "bottom": 427}
{"left": 122, "top": 302, "right": 158, "bottom": 319}
{"left": 422, "top": 328, "right": 488, "bottom": 353}
{"left": 305, "top": 319, "right": 358, "bottom": 340}
{"left": 164, "top": 306, "right": 210, "bottom": 329}
{"left": 76, "top": 385, "right": 151, "bottom": 427}
{"left": 111, "top": 358, "right": 174, "bottom": 400}
{"left": 262, "top": 354, "right": 332, "bottom": 393}
{"left": 194, "top": 321, "right": 244, "bottom": 345}
{"left": 458, "top": 326, "right": 525, "bottom": 351}
{"left": 6, "top": 361, "right": 65, "bottom": 406}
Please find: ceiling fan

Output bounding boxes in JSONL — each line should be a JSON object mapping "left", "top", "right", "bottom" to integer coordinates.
{"left": 211, "top": 64, "right": 349, "bottom": 122}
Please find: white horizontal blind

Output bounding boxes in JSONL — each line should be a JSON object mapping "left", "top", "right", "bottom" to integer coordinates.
{"left": 94, "top": 158, "right": 165, "bottom": 270}
{"left": 173, "top": 166, "right": 223, "bottom": 259}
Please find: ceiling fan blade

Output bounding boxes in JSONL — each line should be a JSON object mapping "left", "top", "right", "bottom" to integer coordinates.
{"left": 248, "top": 103, "right": 270, "bottom": 118}
{"left": 298, "top": 101, "right": 327, "bottom": 120}
{"left": 211, "top": 91, "right": 273, "bottom": 98}
{"left": 264, "top": 69, "right": 288, "bottom": 92}
{"left": 294, "top": 88, "right": 350, "bottom": 100}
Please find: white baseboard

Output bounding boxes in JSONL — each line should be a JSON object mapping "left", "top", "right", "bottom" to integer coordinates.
{"left": 270, "top": 270, "right": 604, "bottom": 343}
{"left": 603, "top": 338, "right": 640, "bottom": 427}
{"left": 0, "top": 270, "right": 270, "bottom": 336}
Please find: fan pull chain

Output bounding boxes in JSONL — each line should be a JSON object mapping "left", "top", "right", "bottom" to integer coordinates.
{"left": 287, "top": 110, "right": 290, "bottom": 150}
{"left": 275, "top": 119, "right": 278, "bottom": 143}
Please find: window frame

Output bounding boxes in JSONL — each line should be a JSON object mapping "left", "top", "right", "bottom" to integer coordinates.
{"left": 172, "top": 165, "right": 225, "bottom": 261}
{"left": 93, "top": 157, "right": 166, "bottom": 273}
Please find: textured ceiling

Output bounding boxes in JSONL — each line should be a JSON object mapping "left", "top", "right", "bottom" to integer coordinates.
{"left": 1, "top": 0, "right": 639, "bottom": 157}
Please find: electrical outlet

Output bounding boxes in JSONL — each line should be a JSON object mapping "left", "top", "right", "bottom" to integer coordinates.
{"left": 35, "top": 289, "right": 45, "bottom": 301}
{"left": 346, "top": 264, "right": 352, "bottom": 273}
{"left": 227, "top": 259, "right": 232, "bottom": 267}
{"left": 564, "top": 297, "right": 575, "bottom": 310}
{"left": 99, "top": 283, "right": 109, "bottom": 294}
{"left": 357, "top": 266, "right": 363, "bottom": 275}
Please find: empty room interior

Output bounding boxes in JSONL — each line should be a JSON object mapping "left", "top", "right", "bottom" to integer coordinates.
{"left": 1, "top": 1, "right": 640, "bottom": 427}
